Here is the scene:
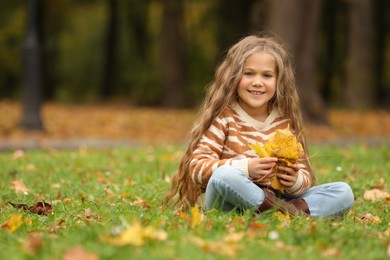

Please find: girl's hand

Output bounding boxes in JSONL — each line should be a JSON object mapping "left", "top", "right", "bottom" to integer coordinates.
{"left": 248, "top": 157, "right": 278, "bottom": 183}
{"left": 277, "top": 163, "right": 301, "bottom": 188}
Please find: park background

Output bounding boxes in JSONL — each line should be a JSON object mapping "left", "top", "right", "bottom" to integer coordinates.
{"left": 0, "top": 0, "right": 389, "bottom": 149}
{"left": 0, "top": 1, "right": 389, "bottom": 259}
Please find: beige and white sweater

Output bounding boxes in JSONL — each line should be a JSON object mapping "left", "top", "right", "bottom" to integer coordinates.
{"left": 189, "top": 102, "right": 312, "bottom": 197}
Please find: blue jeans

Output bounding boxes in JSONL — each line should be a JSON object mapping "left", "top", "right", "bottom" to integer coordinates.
{"left": 205, "top": 165, "right": 354, "bottom": 217}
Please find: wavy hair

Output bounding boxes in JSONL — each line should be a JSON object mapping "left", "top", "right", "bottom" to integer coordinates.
{"left": 164, "top": 33, "right": 316, "bottom": 210}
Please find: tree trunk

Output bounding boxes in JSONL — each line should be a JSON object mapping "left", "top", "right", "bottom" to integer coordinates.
{"left": 20, "top": 0, "right": 44, "bottom": 131}
{"left": 216, "top": 0, "right": 256, "bottom": 58}
{"left": 375, "top": 0, "right": 390, "bottom": 107}
{"left": 344, "top": 0, "right": 375, "bottom": 109}
{"left": 40, "top": 0, "right": 64, "bottom": 101}
{"left": 265, "top": 0, "right": 327, "bottom": 124}
{"left": 159, "top": 0, "right": 186, "bottom": 107}
{"left": 101, "top": 0, "right": 118, "bottom": 98}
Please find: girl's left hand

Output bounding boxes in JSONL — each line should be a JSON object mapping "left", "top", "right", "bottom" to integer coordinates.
{"left": 277, "top": 163, "right": 301, "bottom": 188}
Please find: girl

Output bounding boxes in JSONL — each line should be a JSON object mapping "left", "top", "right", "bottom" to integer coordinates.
{"left": 165, "top": 34, "right": 354, "bottom": 217}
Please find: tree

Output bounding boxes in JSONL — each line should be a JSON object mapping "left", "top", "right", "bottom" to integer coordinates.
{"left": 20, "top": 0, "right": 44, "bottom": 130}
{"left": 265, "top": 0, "right": 327, "bottom": 123}
{"left": 101, "top": 0, "right": 118, "bottom": 98}
{"left": 159, "top": 0, "right": 186, "bottom": 107}
{"left": 344, "top": 0, "right": 375, "bottom": 109}
{"left": 215, "top": 0, "right": 257, "bottom": 58}
{"left": 39, "top": 0, "right": 67, "bottom": 101}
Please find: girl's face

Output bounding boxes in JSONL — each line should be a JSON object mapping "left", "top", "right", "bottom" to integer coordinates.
{"left": 237, "top": 51, "right": 277, "bottom": 122}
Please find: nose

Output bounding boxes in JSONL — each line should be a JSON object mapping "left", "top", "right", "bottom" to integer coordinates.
{"left": 251, "top": 75, "right": 263, "bottom": 87}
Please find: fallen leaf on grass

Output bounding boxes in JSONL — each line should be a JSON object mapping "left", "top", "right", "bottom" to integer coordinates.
{"left": 321, "top": 247, "right": 341, "bottom": 257}
{"left": 29, "top": 202, "right": 52, "bottom": 215}
{"left": 273, "top": 211, "right": 292, "bottom": 221}
{"left": 12, "top": 150, "right": 25, "bottom": 160}
{"left": 129, "top": 199, "right": 151, "bottom": 209}
{"left": 275, "top": 241, "right": 296, "bottom": 253}
{"left": 175, "top": 206, "right": 205, "bottom": 228}
{"left": 247, "top": 222, "right": 268, "bottom": 238}
{"left": 357, "top": 213, "right": 381, "bottom": 224}
{"left": 47, "top": 219, "right": 66, "bottom": 233}
{"left": 11, "top": 179, "right": 29, "bottom": 194}
{"left": 378, "top": 228, "right": 390, "bottom": 240}
{"left": 8, "top": 201, "right": 52, "bottom": 216}
{"left": 24, "top": 233, "right": 44, "bottom": 255}
{"left": 1, "top": 214, "right": 24, "bottom": 232}
{"left": 83, "top": 208, "right": 102, "bottom": 223}
{"left": 63, "top": 246, "right": 98, "bottom": 260}
{"left": 191, "top": 205, "right": 203, "bottom": 228}
{"left": 364, "top": 189, "right": 390, "bottom": 202}
{"left": 101, "top": 218, "right": 167, "bottom": 246}
{"left": 192, "top": 233, "right": 243, "bottom": 257}
{"left": 26, "top": 164, "right": 36, "bottom": 171}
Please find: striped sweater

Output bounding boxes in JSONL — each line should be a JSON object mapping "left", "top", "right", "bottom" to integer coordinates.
{"left": 190, "top": 102, "right": 312, "bottom": 197}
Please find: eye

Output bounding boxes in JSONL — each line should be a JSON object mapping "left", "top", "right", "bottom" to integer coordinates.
{"left": 243, "top": 71, "right": 253, "bottom": 76}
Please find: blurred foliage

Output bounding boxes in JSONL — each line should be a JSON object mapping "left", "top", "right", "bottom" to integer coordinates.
{"left": 0, "top": 0, "right": 389, "bottom": 107}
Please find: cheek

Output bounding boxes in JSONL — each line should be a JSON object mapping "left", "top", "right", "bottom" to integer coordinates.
{"left": 238, "top": 78, "right": 249, "bottom": 89}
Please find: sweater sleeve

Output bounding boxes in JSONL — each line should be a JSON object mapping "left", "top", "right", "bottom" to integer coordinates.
{"left": 189, "top": 117, "right": 249, "bottom": 187}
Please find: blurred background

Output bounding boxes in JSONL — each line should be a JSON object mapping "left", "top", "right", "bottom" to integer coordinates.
{"left": 0, "top": 0, "right": 389, "bottom": 145}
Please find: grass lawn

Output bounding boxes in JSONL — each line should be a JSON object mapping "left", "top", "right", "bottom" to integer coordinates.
{"left": 0, "top": 144, "right": 389, "bottom": 259}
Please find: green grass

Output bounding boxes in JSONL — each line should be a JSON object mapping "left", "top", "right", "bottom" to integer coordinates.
{"left": 0, "top": 144, "right": 389, "bottom": 259}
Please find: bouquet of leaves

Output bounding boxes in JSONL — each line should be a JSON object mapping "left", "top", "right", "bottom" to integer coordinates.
{"left": 249, "top": 125, "right": 304, "bottom": 191}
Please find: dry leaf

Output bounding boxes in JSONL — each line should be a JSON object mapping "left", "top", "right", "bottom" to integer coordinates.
{"left": 321, "top": 247, "right": 341, "bottom": 257}
{"left": 26, "top": 164, "right": 36, "bottom": 171}
{"left": 124, "top": 177, "right": 132, "bottom": 186}
{"left": 63, "top": 247, "right": 98, "bottom": 260}
{"left": 11, "top": 179, "right": 29, "bottom": 194}
{"left": 176, "top": 210, "right": 190, "bottom": 223}
{"left": 120, "top": 192, "right": 130, "bottom": 199}
{"left": 8, "top": 201, "right": 52, "bottom": 216}
{"left": 191, "top": 205, "right": 203, "bottom": 228}
{"left": 192, "top": 235, "right": 241, "bottom": 257}
{"left": 1, "top": 214, "right": 24, "bottom": 233}
{"left": 249, "top": 125, "right": 303, "bottom": 191}
{"left": 83, "top": 208, "right": 102, "bottom": 223}
{"left": 24, "top": 233, "right": 43, "bottom": 255}
{"left": 12, "top": 150, "right": 25, "bottom": 160}
{"left": 247, "top": 222, "right": 268, "bottom": 238}
{"left": 357, "top": 213, "right": 381, "bottom": 224}
{"left": 273, "top": 211, "right": 292, "bottom": 221}
{"left": 363, "top": 189, "right": 390, "bottom": 202}
{"left": 47, "top": 219, "right": 66, "bottom": 233}
{"left": 102, "top": 218, "right": 167, "bottom": 246}
{"left": 28, "top": 202, "right": 52, "bottom": 215}
{"left": 129, "top": 199, "right": 151, "bottom": 209}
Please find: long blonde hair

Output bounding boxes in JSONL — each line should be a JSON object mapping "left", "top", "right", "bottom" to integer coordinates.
{"left": 165, "top": 33, "right": 315, "bottom": 210}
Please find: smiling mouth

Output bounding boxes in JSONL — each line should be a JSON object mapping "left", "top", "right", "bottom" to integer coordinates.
{"left": 248, "top": 90, "right": 265, "bottom": 96}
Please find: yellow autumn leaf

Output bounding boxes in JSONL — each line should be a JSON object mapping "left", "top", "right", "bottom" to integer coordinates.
{"left": 273, "top": 211, "right": 292, "bottom": 221}
{"left": 1, "top": 214, "right": 24, "bottom": 233}
{"left": 102, "top": 218, "right": 167, "bottom": 246}
{"left": 191, "top": 205, "right": 203, "bottom": 228}
{"left": 248, "top": 142, "right": 269, "bottom": 157}
{"left": 249, "top": 125, "right": 303, "bottom": 191}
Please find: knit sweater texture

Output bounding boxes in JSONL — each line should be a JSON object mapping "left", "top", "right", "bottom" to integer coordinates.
{"left": 190, "top": 102, "right": 312, "bottom": 197}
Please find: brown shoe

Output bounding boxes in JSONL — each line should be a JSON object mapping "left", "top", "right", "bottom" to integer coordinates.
{"left": 290, "top": 198, "right": 310, "bottom": 215}
{"left": 257, "top": 189, "right": 309, "bottom": 217}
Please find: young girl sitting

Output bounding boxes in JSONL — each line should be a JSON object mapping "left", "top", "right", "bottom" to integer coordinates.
{"left": 165, "top": 34, "right": 354, "bottom": 217}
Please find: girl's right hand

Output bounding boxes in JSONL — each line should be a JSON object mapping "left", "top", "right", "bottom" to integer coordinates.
{"left": 248, "top": 157, "right": 278, "bottom": 183}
